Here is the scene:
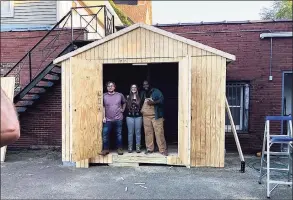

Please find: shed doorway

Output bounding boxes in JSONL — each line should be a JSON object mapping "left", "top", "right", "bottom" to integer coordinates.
{"left": 103, "top": 62, "right": 179, "bottom": 156}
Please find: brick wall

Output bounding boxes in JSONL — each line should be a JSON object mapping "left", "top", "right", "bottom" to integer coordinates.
{"left": 8, "top": 84, "right": 62, "bottom": 149}
{"left": 115, "top": 0, "right": 152, "bottom": 24}
{"left": 159, "top": 21, "right": 293, "bottom": 153}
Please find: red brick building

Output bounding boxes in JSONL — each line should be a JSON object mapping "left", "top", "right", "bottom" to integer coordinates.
{"left": 158, "top": 20, "right": 292, "bottom": 153}
{"left": 2, "top": 20, "right": 292, "bottom": 153}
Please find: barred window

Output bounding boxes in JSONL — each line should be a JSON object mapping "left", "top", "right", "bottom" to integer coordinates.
{"left": 225, "top": 82, "right": 249, "bottom": 132}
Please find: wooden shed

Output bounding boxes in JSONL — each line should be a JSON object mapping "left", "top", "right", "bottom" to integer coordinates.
{"left": 53, "top": 23, "right": 236, "bottom": 168}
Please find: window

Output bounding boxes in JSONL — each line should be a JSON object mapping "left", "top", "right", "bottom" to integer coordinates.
{"left": 113, "top": 0, "right": 138, "bottom": 5}
{"left": 1, "top": 1, "right": 14, "bottom": 17}
{"left": 225, "top": 82, "right": 249, "bottom": 132}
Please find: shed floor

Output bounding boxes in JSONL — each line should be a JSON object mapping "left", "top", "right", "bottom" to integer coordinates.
{"left": 1, "top": 149, "right": 292, "bottom": 199}
{"left": 90, "top": 145, "right": 179, "bottom": 165}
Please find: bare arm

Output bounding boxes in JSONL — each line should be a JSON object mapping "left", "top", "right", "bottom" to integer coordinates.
{"left": 122, "top": 103, "right": 126, "bottom": 112}
{"left": 1, "top": 89, "right": 20, "bottom": 147}
{"left": 102, "top": 106, "right": 106, "bottom": 123}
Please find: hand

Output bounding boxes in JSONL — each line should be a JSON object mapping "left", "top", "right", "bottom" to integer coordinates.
{"left": 121, "top": 108, "right": 124, "bottom": 113}
{"left": 102, "top": 118, "right": 106, "bottom": 123}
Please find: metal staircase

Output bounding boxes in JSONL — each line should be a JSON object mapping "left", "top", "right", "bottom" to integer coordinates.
{"left": 2, "top": 6, "right": 115, "bottom": 115}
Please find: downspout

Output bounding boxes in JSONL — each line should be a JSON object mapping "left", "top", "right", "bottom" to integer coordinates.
{"left": 269, "top": 34, "right": 273, "bottom": 80}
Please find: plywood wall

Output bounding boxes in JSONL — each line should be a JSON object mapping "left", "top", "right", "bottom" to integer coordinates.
{"left": 61, "top": 27, "right": 227, "bottom": 167}
{"left": 190, "top": 53, "right": 226, "bottom": 167}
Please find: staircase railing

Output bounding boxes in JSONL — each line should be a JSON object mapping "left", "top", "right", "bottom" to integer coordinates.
{"left": 2, "top": 5, "right": 115, "bottom": 94}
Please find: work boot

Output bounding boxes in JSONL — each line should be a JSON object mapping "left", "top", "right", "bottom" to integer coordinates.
{"left": 117, "top": 148, "right": 124, "bottom": 155}
{"left": 136, "top": 145, "right": 141, "bottom": 153}
{"left": 161, "top": 150, "right": 168, "bottom": 156}
{"left": 145, "top": 149, "right": 153, "bottom": 155}
{"left": 99, "top": 150, "right": 109, "bottom": 156}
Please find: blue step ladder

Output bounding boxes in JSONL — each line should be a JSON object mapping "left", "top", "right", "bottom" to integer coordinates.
{"left": 258, "top": 116, "right": 292, "bottom": 198}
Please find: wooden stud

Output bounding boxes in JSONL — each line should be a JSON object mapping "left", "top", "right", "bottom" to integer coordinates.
{"left": 205, "top": 52, "right": 212, "bottom": 166}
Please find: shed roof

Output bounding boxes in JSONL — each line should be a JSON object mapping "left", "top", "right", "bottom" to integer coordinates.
{"left": 53, "top": 23, "right": 236, "bottom": 65}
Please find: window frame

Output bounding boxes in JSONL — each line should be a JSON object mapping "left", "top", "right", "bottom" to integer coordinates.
{"left": 225, "top": 82, "right": 249, "bottom": 133}
{"left": 1, "top": 1, "right": 14, "bottom": 18}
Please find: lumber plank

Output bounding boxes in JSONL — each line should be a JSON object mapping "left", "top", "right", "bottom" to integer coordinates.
{"left": 195, "top": 49, "right": 203, "bottom": 166}
{"left": 65, "top": 59, "right": 70, "bottom": 161}
{"left": 205, "top": 52, "right": 212, "bottom": 166}
{"left": 200, "top": 50, "right": 207, "bottom": 166}
{"left": 61, "top": 60, "right": 66, "bottom": 161}
{"left": 210, "top": 55, "right": 217, "bottom": 166}
{"left": 219, "top": 57, "right": 226, "bottom": 167}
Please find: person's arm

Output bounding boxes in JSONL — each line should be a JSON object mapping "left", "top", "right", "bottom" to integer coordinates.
{"left": 102, "top": 106, "right": 106, "bottom": 123}
{"left": 102, "top": 95, "right": 106, "bottom": 123}
{"left": 121, "top": 94, "right": 126, "bottom": 112}
{"left": 1, "top": 89, "right": 20, "bottom": 147}
{"left": 148, "top": 89, "right": 164, "bottom": 105}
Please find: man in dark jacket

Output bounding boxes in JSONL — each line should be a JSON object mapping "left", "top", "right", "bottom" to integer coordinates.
{"left": 140, "top": 80, "right": 167, "bottom": 156}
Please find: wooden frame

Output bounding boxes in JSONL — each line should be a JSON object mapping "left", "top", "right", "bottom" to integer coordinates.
{"left": 56, "top": 23, "right": 235, "bottom": 168}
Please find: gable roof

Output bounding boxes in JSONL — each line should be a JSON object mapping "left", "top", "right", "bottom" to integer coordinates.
{"left": 53, "top": 23, "right": 236, "bottom": 65}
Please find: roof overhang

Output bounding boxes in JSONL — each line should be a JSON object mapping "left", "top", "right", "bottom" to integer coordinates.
{"left": 53, "top": 23, "right": 236, "bottom": 65}
{"left": 260, "top": 32, "right": 292, "bottom": 39}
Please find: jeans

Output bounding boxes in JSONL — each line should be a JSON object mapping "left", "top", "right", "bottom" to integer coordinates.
{"left": 102, "top": 120, "right": 123, "bottom": 150}
{"left": 126, "top": 116, "right": 142, "bottom": 149}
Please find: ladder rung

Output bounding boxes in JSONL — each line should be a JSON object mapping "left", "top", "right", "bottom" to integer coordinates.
{"left": 261, "top": 167, "right": 289, "bottom": 171}
{"left": 263, "top": 151, "right": 289, "bottom": 156}
{"left": 268, "top": 180, "right": 292, "bottom": 185}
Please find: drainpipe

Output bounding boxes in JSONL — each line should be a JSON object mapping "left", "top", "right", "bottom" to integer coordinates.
{"left": 269, "top": 35, "right": 273, "bottom": 81}
{"left": 260, "top": 30, "right": 277, "bottom": 81}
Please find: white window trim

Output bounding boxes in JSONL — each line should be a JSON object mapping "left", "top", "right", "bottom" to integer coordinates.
{"left": 1, "top": 1, "right": 14, "bottom": 18}
{"left": 226, "top": 85, "right": 244, "bottom": 131}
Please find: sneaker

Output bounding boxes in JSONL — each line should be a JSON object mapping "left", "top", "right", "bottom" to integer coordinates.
{"left": 99, "top": 150, "right": 109, "bottom": 156}
{"left": 117, "top": 148, "right": 124, "bottom": 155}
{"left": 136, "top": 145, "right": 141, "bottom": 153}
{"left": 128, "top": 147, "right": 133, "bottom": 153}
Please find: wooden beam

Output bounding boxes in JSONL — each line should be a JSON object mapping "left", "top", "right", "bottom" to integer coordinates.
{"left": 225, "top": 98, "right": 245, "bottom": 162}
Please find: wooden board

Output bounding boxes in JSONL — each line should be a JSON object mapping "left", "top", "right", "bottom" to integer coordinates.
{"left": 178, "top": 55, "right": 191, "bottom": 166}
{"left": 70, "top": 58, "right": 103, "bottom": 162}
{"left": 1, "top": 77, "right": 16, "bottom": 162}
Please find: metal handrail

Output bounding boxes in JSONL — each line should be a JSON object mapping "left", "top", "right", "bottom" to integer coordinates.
{"left": 3, "top": 5, "right": 115, "bottom": 93}
{"left": 3, "top": 11, "right": 72, "bottom": 77}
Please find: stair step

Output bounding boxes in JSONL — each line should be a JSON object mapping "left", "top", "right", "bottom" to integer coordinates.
{"left": 16, "top": 101, "right": 34, "bottom": 107}
{"left": 48, "top": 71, "right": 60, "bottom": 76}
{"left": 35, "top": 81, "right": 54, "bottom": 88}
{"left": 16, "top": 107, "right": 27, "bottom": 113}
{"left": 22, "top": 94, "right": 40, "bottom": 100}
{"left": 50, "top": 68, "right": 61, "bottom": 74}
{"left": 42, "top": 76, "right": 59, "bottom": 81}
{"left": 28, "top": 88, "right": 46, "bottom": 94}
